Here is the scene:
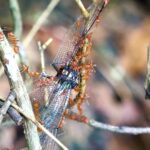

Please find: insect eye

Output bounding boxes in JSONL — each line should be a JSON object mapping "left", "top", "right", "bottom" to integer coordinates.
{"left": 63, "top": 70, "right": 68, "bottom": 75}
{"left": 68, "top": 73, "right": 72, "bottom": 78}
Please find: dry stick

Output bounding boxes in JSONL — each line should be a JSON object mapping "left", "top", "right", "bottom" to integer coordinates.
{"left": 75, "top": 0, "right": 89, "bottom": 18}
{"left": 38, "top": 41, "right": 46, "bottom": 73}
{"left": 0, "top": 30, "right": 68, "bottom": 150}
{"left": 0, "top": 90, "right": 16, "bottom": 125}
{"left": 65, "top": 111, "right": 150, "bottom": 135}
{"left": 0, "top": 100, "right": 24, "bottom": 126}
{"left": 38, "top": 38, "right": 53, "bottom": 106}
{"left": 23, "top": 0, "right": 60, "bottom": 48}
{"left": 0, "top": 28, "right": 42, "bottom": 150}
{"left": 92, "top": 0, "right": 97, "bottom": 3}
{"left": 0, "top": 63, "right": 4, "bottom": 77}
{"left": 42, "top": 38, "right": 53, "bottom": 50}
{"left": 38, "top": 38, "right": 53, "bottom": 73}
{"left": 0, "top": 98, "right": 69, "bottom": 150}
{"left": 2, "top": 97, "right": 150, "bottom": 136}
{"left": 88, "top": 119, "right": 150, "bottom": 135}
{"left": 144, "top": 45, "right": 150, "bottom": 99}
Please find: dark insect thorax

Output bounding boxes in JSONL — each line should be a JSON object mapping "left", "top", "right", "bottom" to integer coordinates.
{"left": 57, "top": 65, "right": 80, "bottom": 89}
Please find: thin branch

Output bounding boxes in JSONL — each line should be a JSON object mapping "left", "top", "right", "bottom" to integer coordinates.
{"left": 0, "top": 63, "right": 4, "bottom": 77}
{"left": 0, "top": 98, "right": 69, "bottom": 150}
{"left": 88, "top": 119, "right": 150, "bottom": 135}
{"left": 38, "top": 38, "right": 53, "bottom": 73}
{"left": 0, "top": 90, "right": 16, "bottom": 125}
{"left": 8, "top": 0, "right": 29, "bottom": 73}
{"left": 144, "top": 45, "right": 150, "bottom": 99}
{"left": 92, "top": 0, "right": 97, "bottom": 3}
{"left": 38, "top": 38, "right": 53, "bottom": 106}
{"left": 75, "top": 0, "right": 89, "bottom": 18}
{"left": 2, "top": 97, "right": 150, "bottom": 137}
{"left": 38, "top": 41, "right": 46, "bottom": 73}
{"left": 23, "top": 0, "right": 60, "bottom": 48}
{"left": 42, "top": 38, "right": 53, "bottom": 50}
{"left": 8, "top": 0, "right": 23, "bottom": 39}
{"left": 0, "top": 27, "right": 42, "bottom": 150}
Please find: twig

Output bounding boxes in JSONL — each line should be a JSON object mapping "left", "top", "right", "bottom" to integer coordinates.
{"left": 0, "top": 98, "right": 69, "bottom": 150}
{"left": 42, "top": 38, "right": 53, "bottom": 50}
{"left": 23, "top": 0, "right": 60, "bottom": 48}
{"left": 8, "top": 0, "right": 29, "bottom": 72}
{"left": 0, "top": 27, "right": 42, "bottom": 150}
{"left": 0, "top": 90, "right": 16, "bottom": 124}
{"left": 38, "top": 38, "right": 53, "bottom": 73}
{"left": 92, "top": 0, "right": 98, "bottom": 3}
{"left": 145, "top": 45, "right": 150, "bottom": 99}
{"left": 8, "top": 0, "right": 23, "bottom": 39}
{"left": 0, "top": 63, "right": 4, "bottom": 77}
{"left": 37, "top": 38, "right": 53, "bottom": 106}
{"left": 88, "top": 119, "right": 150, "bottom": 135}
{"left": 75, "top": 0, "right": 89, "bottom": 18}
{"left": 0, "top": 100, "right": 23, "bottom": 126}
{"left": 38, "top": 41, "right": 46, "bottom": 73}
{"left": 2, "top": 97, "right": 150, "bottom": 137}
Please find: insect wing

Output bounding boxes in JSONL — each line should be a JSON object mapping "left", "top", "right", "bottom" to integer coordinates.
{"left": 30, "top": 78, "right": 58, "bottom": 106}
{"left": 40, "top": 89, "right": 71, "bottom": 150}
{"left": 42, "top": 88, "right": 71, "bottom": 129}
{"left": 41, "top": 129, "right": 59, "bottom": 150}
{"left": 52, "top": 1, "right": 105, "bottom": 69}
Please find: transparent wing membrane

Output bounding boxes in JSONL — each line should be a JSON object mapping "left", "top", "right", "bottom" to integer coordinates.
{"left": 40, "top": 87, "right": 71, "bottom": 150}
{"left": 52, "top": 1, "right": 105, "bottom": 69}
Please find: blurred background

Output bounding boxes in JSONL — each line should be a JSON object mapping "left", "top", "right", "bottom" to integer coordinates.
{"left": 0, "top": 0, "right": 150, "bottom": 149}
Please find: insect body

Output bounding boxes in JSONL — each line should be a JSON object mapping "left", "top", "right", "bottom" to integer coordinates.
{"left": 39, "top": 66, "right": 80, "bottom": 150}
{"left": 21, "top": 64, "right": 40, "bottom": 78}
{"left": 30, "top": 1, "right": 108, "bottom": 149}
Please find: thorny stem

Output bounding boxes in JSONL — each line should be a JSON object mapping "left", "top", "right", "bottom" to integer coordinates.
{"left": 23, "top": 0, "right": 60, "bottom": 48}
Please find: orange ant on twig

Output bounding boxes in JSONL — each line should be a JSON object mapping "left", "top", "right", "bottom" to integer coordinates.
{"left": 2, "top": 27, "right": 20, "bottom": 53}
{"left": 21, "top": 64, "right": 40, "bottom": 78}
